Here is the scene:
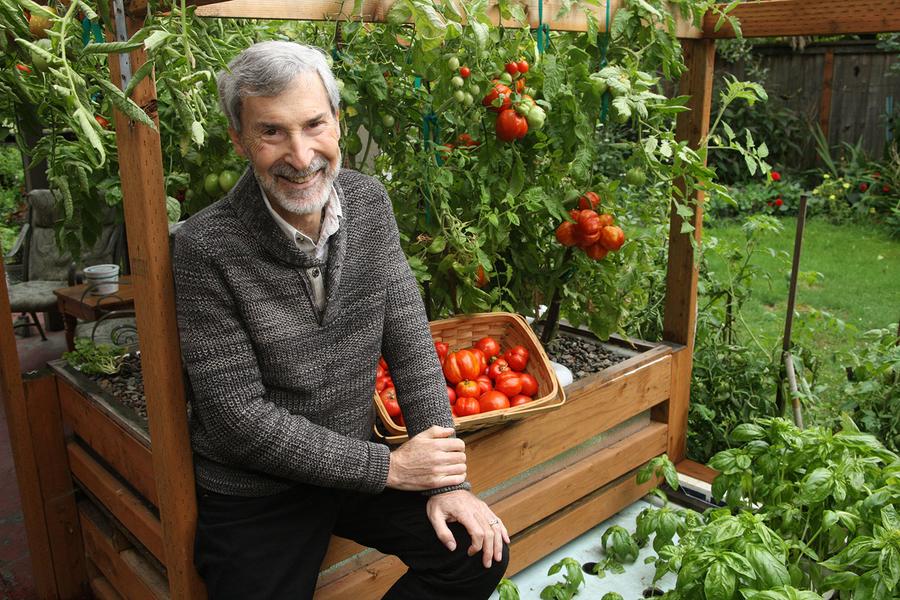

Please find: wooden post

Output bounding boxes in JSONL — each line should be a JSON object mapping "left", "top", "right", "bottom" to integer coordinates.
{"left": 106, "top": 2, "right": 205, "bottom": 598}
{"left": 819, "top": 48, "right": 835, "bottom": 141}
{"left": 661, "top": 39, "right": 715, "bottom": 463}
{"left": 0, "top": 261, "right": 58, "bottom": 598}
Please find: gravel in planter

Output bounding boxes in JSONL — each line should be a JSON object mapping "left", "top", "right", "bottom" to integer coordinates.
{"left": 85, "top": 353, "right": 148, "bottom": 427}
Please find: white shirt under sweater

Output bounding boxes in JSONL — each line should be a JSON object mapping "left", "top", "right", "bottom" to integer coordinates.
{"left": 260, "top": 185, "right": 342, "bottom": 314}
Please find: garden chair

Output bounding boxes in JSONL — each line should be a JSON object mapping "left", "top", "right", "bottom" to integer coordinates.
{"left": 5, "top": 189, "right": 121, "bottom": 340}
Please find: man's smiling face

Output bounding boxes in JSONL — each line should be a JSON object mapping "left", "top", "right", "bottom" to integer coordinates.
{"left": 229, "top": 71, "right": 341, "bottom": 215}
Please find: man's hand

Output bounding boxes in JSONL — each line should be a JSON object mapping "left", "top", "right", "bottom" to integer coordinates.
{"left": 386, "top": 426, "right": 466, "bottom": 491}
{"left": 426, "top": 490, "right": 509, "bottom": 568}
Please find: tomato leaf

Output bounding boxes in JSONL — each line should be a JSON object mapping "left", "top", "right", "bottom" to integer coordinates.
{"left": 95, "top": 79, "right": 156, "bottom": 130}
{"left": 509, "top": 152, "right": 524, "bottom": 198}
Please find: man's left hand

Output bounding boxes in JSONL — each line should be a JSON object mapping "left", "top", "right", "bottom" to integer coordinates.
{"left": 426, "top": 490, "right": 509, "bottom": 568}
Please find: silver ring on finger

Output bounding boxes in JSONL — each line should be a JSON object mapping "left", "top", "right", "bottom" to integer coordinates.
{"left": 488, "top": 518, "right": 500, "bottom": 526}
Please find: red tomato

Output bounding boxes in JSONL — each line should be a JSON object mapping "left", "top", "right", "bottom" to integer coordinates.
{"left": 479, "top": 390, "right": 510, "bottom": 413}
{"left": 555, "top": 221, "right": 578, "bottom": 247}
{"left": 475, "top": 336, "right": 501, "bottom": 359}
{"left": 379, "top": 357, "right": 389, "bottom": 372}
{"left": 443, "top": 349, "right": 482, "bottom": 384}
{"left": 456, "top": 379, "right": 480, "bottom": 399}
{"left": 509, "top": 394, "right": 532, "bottom": 407}
{"left": 447, "top": 385, "right": 457, "bottom": 405}
{"left": 504, "top": 346, "right": 530, "bottom": 372}
{"left": 434, "top": 341, "right": 450, "bottom": 364}
{"left": 376, "top": 364, "right": 385, "bottom": 378}
{"left": 599, "top": 225, "right": 625, "bottom": 251}
{"left": 476, "top": 375, "right": 493, "bottom": 396}
{"left": 495, "top": 371, "right": 523, "bottom": 397}
{"left": 488, "top": 358, "right": 511, "bottom": 380}
{"left": 94, "top": 115, "right": 110, "bottom": 129}
{"left": 519, "top": 373, "right": 538, "bottom": 397}
{"left": 576, "top": 210, "right": 602, "bottom": 247}
{"left": 475, "top": 265, "right": 489, "bottom": 288}
{"left": 597, "top": 213, "right": 615, "bottom": 227}
{"left": 16, "top": 63, "right": 31, "bottom": 74}
{"left": 375, "top": 374, "right": 391, "bottom": 393}
{"left": 495, "top": 108, "right": 528, "bottom": 142}
{"left": 455, "top": 396, "right": 481, "bottom": 417}
{"left": 516, "top": 78, "right": 525, "bottom": 94}
{"left": 482, "top": 81, "right": 512, "bottom": 113}
{"left": 459, "top": 66, "right": 471, "bottom": 79}
{"left": 584, "top": 243, "right": 608, "bottom": 261}
{"left": 379, "top": 387, "right": 401, "bottom": 418}
{"left": 505, "top": 62, "right": 519, "bottom": 76}
{"left": 470, "top": 348, "right": 488, "bottom": 374}
{"left": 396, "top": 413, "right": 405, "bottom": 426}
{"left": 578, "top": 191, "right": 600, "bottom": 210}
{"left": 517, "top": 60, "right": 529, "bottom": 74}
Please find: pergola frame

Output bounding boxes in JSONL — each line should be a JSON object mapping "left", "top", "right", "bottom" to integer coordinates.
{"left": 1, "top": 1, "right": 898, "bottom": 598}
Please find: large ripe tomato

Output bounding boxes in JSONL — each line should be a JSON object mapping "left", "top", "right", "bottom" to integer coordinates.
{"left": 495, "top": 371, "right": 523, "bottom": 397}
{"left": 504, "top": 346, "right": 530, "bottom": 372}
{"left": 576, "top": 210, "right": 602, "bottom": 247}
{"left": 555, "top": 222, "right": 578, "bottom": 247}
{"left": 482, "top": 81, "right": 512, "bottom": 113}
{"left": 495, "top": 108, "right": 527, "bottom": 142}
{"left": 509, "top": 394, "right": 532, "bottom": 407}
{"left": 475, "top": 375, "right": 493, "bottom": 396}
{"left": 578, "top": 191, "right": 600, "bottom": 210}
{"left": 584, "top": 243, "right": 608, "bottom": 261}
{"left": 379, "top": 357, "right": 389, "bottom": 372}
{"left": 519, "top": 373, "right": 538, "bottom": 397}
{"left": 379, "top": 387, "right": 401, "bottom": 418}
{"left": 447, "top": 385, "right": 457, "bottom": 405}
{"left": 488, "top": 358, "right": 510, "bottom": 380}
{"left": 456, "top": 380, "right": 480, "bottom": 399}
{"left": 455, "top": 396, "right": 481, "bottom": 417}
{"left": 434, "top": 341, "right": 450, "bottom": 364}
{"left": 599, "top": 225, "right": 625, "bottom": 251}
{"left": 597, "top": 213, "right": 615, "bottom": 227}
{"left": 475, "top": 336, "right": 501, "bottom": 359}
{"left": 443, "top": 349, "right": 482, "bottom": 384}
{"left": 375, "top": 374, "right": 391, "bottom": 393}
{"left": 479, "top": 391, "right": 510, "bottom": 413}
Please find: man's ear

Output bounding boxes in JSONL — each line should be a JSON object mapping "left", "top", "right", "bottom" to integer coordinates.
{"left": 228, "top": 127, "right": 247, "bottom": 157}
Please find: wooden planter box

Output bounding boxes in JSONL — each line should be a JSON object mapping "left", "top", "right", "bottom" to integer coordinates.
{"left": 46, "top": 330, "right": 680, "bottom": 599}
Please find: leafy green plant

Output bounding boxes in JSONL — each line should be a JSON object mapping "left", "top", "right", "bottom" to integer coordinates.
{"left": 62, "top": 337, "right": 127, "bottom": 374}
{"left": 540, "top": 557, "right": 585, "bottom": 600}
{"left": 496, "top": 578, "right": 521, "bottom": 600}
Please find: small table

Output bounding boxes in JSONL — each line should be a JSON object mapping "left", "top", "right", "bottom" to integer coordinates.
{"left": 54, "top": 275, "right": 135, "bottom": 350}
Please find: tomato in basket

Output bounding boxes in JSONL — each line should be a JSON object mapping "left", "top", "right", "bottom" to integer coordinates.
{"left": 494, "top": 371, "right": 522, "bottom": 397}
{"left": 443, "top": 350, "right": 482, "bottom": 384}
{"left": 510, "top": 394, "right": 532, "bottom": 407}
{"left": 475, "top": 375, "right": 493, "bottom": 395}
{"left": 455, "top": 396, "right": 480, "bottom": 417}
{"left": 435, "top": 341, "right": 450, "bottom": 364}
{"left": 519, "top": 372, "right": 538, "bottom": 397}
{"left": 479, "top": 390, "right": 510, "bottom": 413}
{"left": 488, "top": 358, "right": 510, "bottom": 380}
{"left": 379, "top": 387, "right": 401, "bottom": 418}
{"left": 504, "top": 345, "right": 530, "bottom": 372}
{"left": 456, "top": 380, "right": 480, "bottom": 399}
{"left": 475, "top": 336, "right": 501, "bottom": 359}
{"left": 446, "top": 385, "right": 457, "bottom": 405}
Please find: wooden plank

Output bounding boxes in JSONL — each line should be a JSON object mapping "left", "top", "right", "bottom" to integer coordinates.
{"left": 91, "top": 575, "right": 125, "bottom": 600}
{"left": 703, "top": 0, "right": 900, "bottom": 39}
{"left": 67, "top": 442, "right": 166, "bottom": 563}
{"left": 663, "top": 38, "right": 714, "bottom": 462}
{"left": 466, "top": 354, "right": 671, "bottom": 492}
{"left": 106, "top": 9, "right": 205, "bottom": 599}
{"left": 819, "top": 49, "right": 834, "bottom": 142}
{"left": 488, "top": 422, "right": 667, "bottom": 536}
{"left": 314, "top": 470, "right": 658, "bottom": 598}
{"left": 80, "top": 503, "right": 169, "bottom": 600}
{"left": 25, "top": 375, "right": 89, "bottom": 599}
{"left": 676, "top": 458, "right": 718, "bottom": 484}
{"left": 0, "top": 261, "right": 58, "bottom": 599}
{"left": 58, "top": 377, "right": 158, "bottom": 505}
{"left": 191, "top": 0, "right": 702, "bottom": 37}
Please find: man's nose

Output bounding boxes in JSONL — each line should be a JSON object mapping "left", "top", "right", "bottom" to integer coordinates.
{"left": 284, "top": 131, "right": 315, "bottom": 170}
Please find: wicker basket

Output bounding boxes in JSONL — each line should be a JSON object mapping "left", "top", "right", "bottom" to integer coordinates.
{"left": 373, "top": 312, "right": 565, "bottom": 440}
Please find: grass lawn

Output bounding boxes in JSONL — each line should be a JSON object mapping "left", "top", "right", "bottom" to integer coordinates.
{"left": 703, "top": 216, "right": 899, "bottom": 396}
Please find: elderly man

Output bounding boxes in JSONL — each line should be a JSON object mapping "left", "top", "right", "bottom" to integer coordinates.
{"left": 172, "top": 41, "right": 509, "bottom": 599}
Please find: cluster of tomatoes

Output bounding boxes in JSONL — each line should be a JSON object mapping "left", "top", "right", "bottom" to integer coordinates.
{"left": 482, "top": 60, "right": 546, "bottom": 143}
{"left": 554, "top": 191, "right": 626, "bottom": 260}
{"left": 375, "top": 336, "right": 539, "bottom": 426}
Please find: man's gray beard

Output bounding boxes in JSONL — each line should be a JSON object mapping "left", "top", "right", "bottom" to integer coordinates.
{"left": 255, "top": 152, "right": 341, "bottom": 216}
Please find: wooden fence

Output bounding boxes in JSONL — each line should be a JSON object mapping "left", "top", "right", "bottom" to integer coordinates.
{"left": 718, "top": 40, "right": 899, "bottom": 167}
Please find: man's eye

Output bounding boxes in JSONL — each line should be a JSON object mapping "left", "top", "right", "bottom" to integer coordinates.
{"left": 262, "top": 128, "right": 279, "bottom": 136}
{"left": 309, "top": 121, "right": 325, "bottom": 130}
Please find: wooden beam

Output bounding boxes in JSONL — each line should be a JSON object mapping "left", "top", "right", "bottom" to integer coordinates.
{"left": 703, "top": 0, "right": 900, "bottom": 39}
{"left": 193, "top": 0, "right": 702, "bottom": 37}
{"left": 106, "top": 8, "right": 206, "bottom": 599}
{"left": 0, "top": 262, "right": 59, "bottom": 598}
{"left": 819, "top": 48, "right": 835, "bottom": 142}
{"left": 662, "top": 38, "right": 714, "bottom": 462}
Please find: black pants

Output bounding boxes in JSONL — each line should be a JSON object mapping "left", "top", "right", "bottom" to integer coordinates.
{"left": 194, "top": 484, "right": 509, "bottom": 599}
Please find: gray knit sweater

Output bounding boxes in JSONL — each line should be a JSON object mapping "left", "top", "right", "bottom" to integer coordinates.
{"left": 173, "top": 168, "right": 458, "bottom": 497}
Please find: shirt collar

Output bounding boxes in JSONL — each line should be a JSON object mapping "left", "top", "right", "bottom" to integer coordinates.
{"left": 259, "top": 184, "right": 342, "bottom": 255}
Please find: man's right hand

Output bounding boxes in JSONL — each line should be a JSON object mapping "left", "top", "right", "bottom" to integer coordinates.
{"left": 386, "top": 425, "right": 467, "bottom": 491}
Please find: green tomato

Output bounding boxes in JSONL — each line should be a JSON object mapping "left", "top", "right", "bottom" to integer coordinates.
{"left": 625, "top": 167, "right": 647, "bottom": 186}
{"left": 451, "top": 76, "right": 464, "bottom": 88}
{"left": 218, "top": 170, "right": 239, "bottom": 193}
{"left": 499, "top": 72, "right": 513, "bottom": 84}
{"left": 447, "top": 56, "right": 460, "bottom": 71}
{"left": 336, "top": 79, "right": 345, "bottom": 92}
{"left": 31, "top": 39, "right": 52, "bottom": 72}
{"left": 381, "top": 114, "right": 395, "bottom": 128}
{"left": 526, "top": 107, "right": 545, "bottom": 129}
{"left": 345, "top": 132, "right": 363, "bottom": 155}
{"left": 204, "top": 173, "right": 222, "bottom": 196}
{"left": 453, "top": 90, "right": 465, "bottom": 103}
{"left": 463, "top": 93, "right": 474, "bottom": 106}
